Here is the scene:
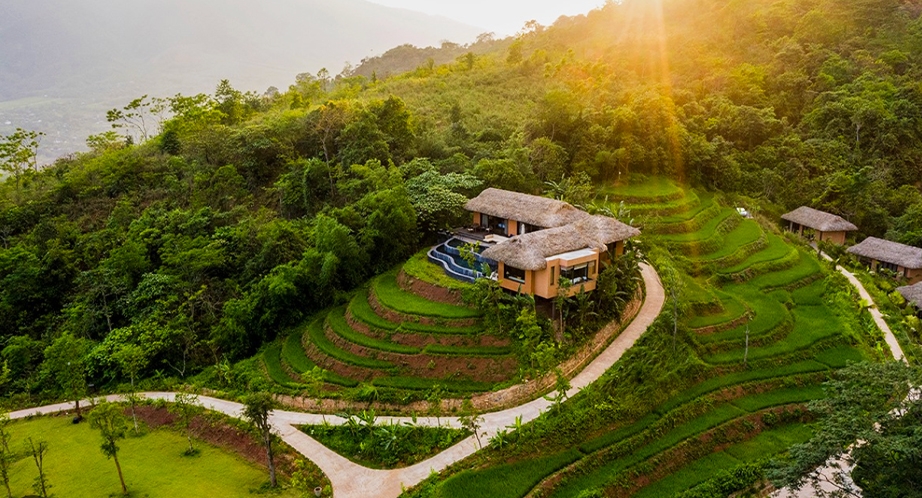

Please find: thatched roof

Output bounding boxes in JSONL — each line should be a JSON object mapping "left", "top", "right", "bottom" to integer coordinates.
{"left": 847, "top": 237, "right": 922, "bottom": 269}
{"left": 481, "top": 215, "right": 639, "bottom": 271}
{"left": 781, "top": 207, "right": 858, "bottom": 232}
{"left": 465, "top": 188, "right": 588, "bottom": 228}
{"left": 481, "top": 225, "right": 603, "bottom": 271}
{"left": 897, "top": 282, "right": 922, "bottom": 309}
{"left": 574, "top": 215, "right": 642, "bottom": 245}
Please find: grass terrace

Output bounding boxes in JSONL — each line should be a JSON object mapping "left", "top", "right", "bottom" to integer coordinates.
{"left": 372, "top": 272, "right": 481, "bottom": 319}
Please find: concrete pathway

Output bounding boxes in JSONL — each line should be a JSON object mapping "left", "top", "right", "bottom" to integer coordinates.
{"left": 9, "top": 263, "right": 665, "bottom": 498}
{"left": 835, "top": 266, "right": 905, "bottom": 362}
{"left": 819, "top": 253, "right": 905, "bottom": 361}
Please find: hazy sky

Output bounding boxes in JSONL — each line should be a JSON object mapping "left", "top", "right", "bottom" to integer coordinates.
{"left": 367, "top": 0, "right": 604, "bottom": 36}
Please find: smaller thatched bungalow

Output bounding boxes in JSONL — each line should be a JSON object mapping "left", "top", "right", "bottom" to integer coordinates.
{"left": 781, "top": 207, "right": 857, "bottom": 245}
{"left": 897, "top": 282, "right": 922, "bottom": 315}
{"left": 847, "top": 237, "right": 922, "bottom": 284}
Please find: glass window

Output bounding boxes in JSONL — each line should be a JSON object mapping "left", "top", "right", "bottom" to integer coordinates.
{"left": 561, "top": 264, "right": 591, "bottom": 284}
{"left": 550, "top": 266, "right": 556, "bottom": 285}
{"left": 504, "top": 265, "right": 526, "bottom": 283}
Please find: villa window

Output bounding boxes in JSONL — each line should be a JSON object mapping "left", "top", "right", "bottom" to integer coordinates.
{"left": 878, "top": 261, "right": 900, "bottom": 273}
{"left": 561, "top": 262, "right": 595, "bottom": 284}
{"left": 504, "top": 265, "right": 526, "bottom": 283}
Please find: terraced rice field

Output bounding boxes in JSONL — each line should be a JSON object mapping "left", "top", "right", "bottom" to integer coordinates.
{"left": 541, "top": 179, "right": 865, "bottom": 496}
{"left": 432, "top": 178, "right": 868, "bottom": 498}
{"left": 261, "top": 268, "right": 518, "bottom": 394}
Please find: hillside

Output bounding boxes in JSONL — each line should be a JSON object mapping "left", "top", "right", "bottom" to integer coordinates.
{"left": 2, "top": 0, "right": 922, "bottom": 494}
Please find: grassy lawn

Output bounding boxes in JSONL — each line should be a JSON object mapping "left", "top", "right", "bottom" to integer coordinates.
{"left": 4, "top": 416, "right": 297, "bottom": 497}
{"left": 372, "top": 273, "right": 481, "bottom": 319}
{"left": 402, "top": 250, "right": 473, "bottom": 291}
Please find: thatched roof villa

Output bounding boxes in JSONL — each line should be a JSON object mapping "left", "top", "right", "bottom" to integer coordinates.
{"left": 781, "top": 206, "right": 857, "bottom": 245}
{"left": 897, "top": 282, "right": 922, "bottom": 312}
{"left": 847, "top": 237, "right": 922, "bottom": 284}
{"left": 429, "top": 188, "right": 639, "bottom": 299}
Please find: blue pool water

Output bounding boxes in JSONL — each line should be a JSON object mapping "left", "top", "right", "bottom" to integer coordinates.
{"left": 428, "top": 238, "right": 496, "bottom": 283}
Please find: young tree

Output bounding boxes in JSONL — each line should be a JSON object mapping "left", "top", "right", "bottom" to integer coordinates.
{"left": 0, "top": 414, "right": 14, "bottom": 498}
{"left": 659, "top": 265, "right": 686, "bottom": 352}
{"left": 169, "top": 393, "right": 200, "bottom": 455}
{"left": 89, "top": 402, "right": 129, "bottom": 495}
{"left": 426, "top": 385, "right": 445, "bottom": 427}
{"left": 106, "top": 96, "right": 153, "bottom": 142}
{"left": 113, "top": 343, "right": 148, "bottom": 434}
{"left": 0, "top": 128, "right": 44, "bottom": 194}
{"left": 458, "top": 399, "right": 484, "bottom": 449}
{"left": 41, "top": 334, "right": 92, "bottom": 420}
{"left": 543, "top": 368, "right": 572, "bottom": 411}
{"left": 26, "top": 438, "right": 49, "bottom": 498}
{"left": 243, "top": 392, "right": 278, "bottom": 487}
{"left": 554, "top": 277, "right": 573, "bottom": 341}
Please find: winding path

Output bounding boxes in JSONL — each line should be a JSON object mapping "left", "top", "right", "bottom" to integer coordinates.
{"left": 8, "top": 263, "right": 665, "bottom": 498}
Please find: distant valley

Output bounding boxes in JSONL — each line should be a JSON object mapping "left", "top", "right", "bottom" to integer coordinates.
{"left": 0, "top": 0, "right": 483, "bottom": 162}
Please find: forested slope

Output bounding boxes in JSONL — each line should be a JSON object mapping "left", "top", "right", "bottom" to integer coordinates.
{"left": 1, "top": 0, "right": 920, "bottom": 403}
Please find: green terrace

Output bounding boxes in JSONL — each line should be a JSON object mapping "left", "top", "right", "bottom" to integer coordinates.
{"left": 258, "top": 261, "right": 517, "bottom": 396}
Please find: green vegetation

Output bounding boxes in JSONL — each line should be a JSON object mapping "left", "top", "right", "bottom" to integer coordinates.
{"left": 306, "top": 320, "right": 395, "bottom": 370}
{"left": 402, "top": 250, "right": 473, "bottom": 291}
{"left": 2, "top": 415, "right": 300, "bottom": 497}
{"left": 634, "top": 424, "right": 814, "bottom": 498}
{"left": 437, "top": 449, "right": 582, "bottom": 498}
{"left": 327, "top": 307, "right": 422, "bottom": 355}
{"left": 695, "top": 220, "right": 763, "bottom": 262}
{"left": 721, "top": 234, "right": 796, "bottom": 275}
{"left": 262, "top": 344, "right": 300, "bottom": 387}
{"left": 347, "top": 289, "right": 482, "bottom": 335}
{"left": 372, "top": 273, "right": 480, "bottom": 319}
{"left": 599, "top": 177, "right": 684, "bottom": 202}
{"left": 302, "top": 421, "right": 469, "bottom": 469}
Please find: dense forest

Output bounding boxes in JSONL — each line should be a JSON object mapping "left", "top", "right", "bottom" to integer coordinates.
{"left": 1, "top": 0, "right": 922, "bottom": 402}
